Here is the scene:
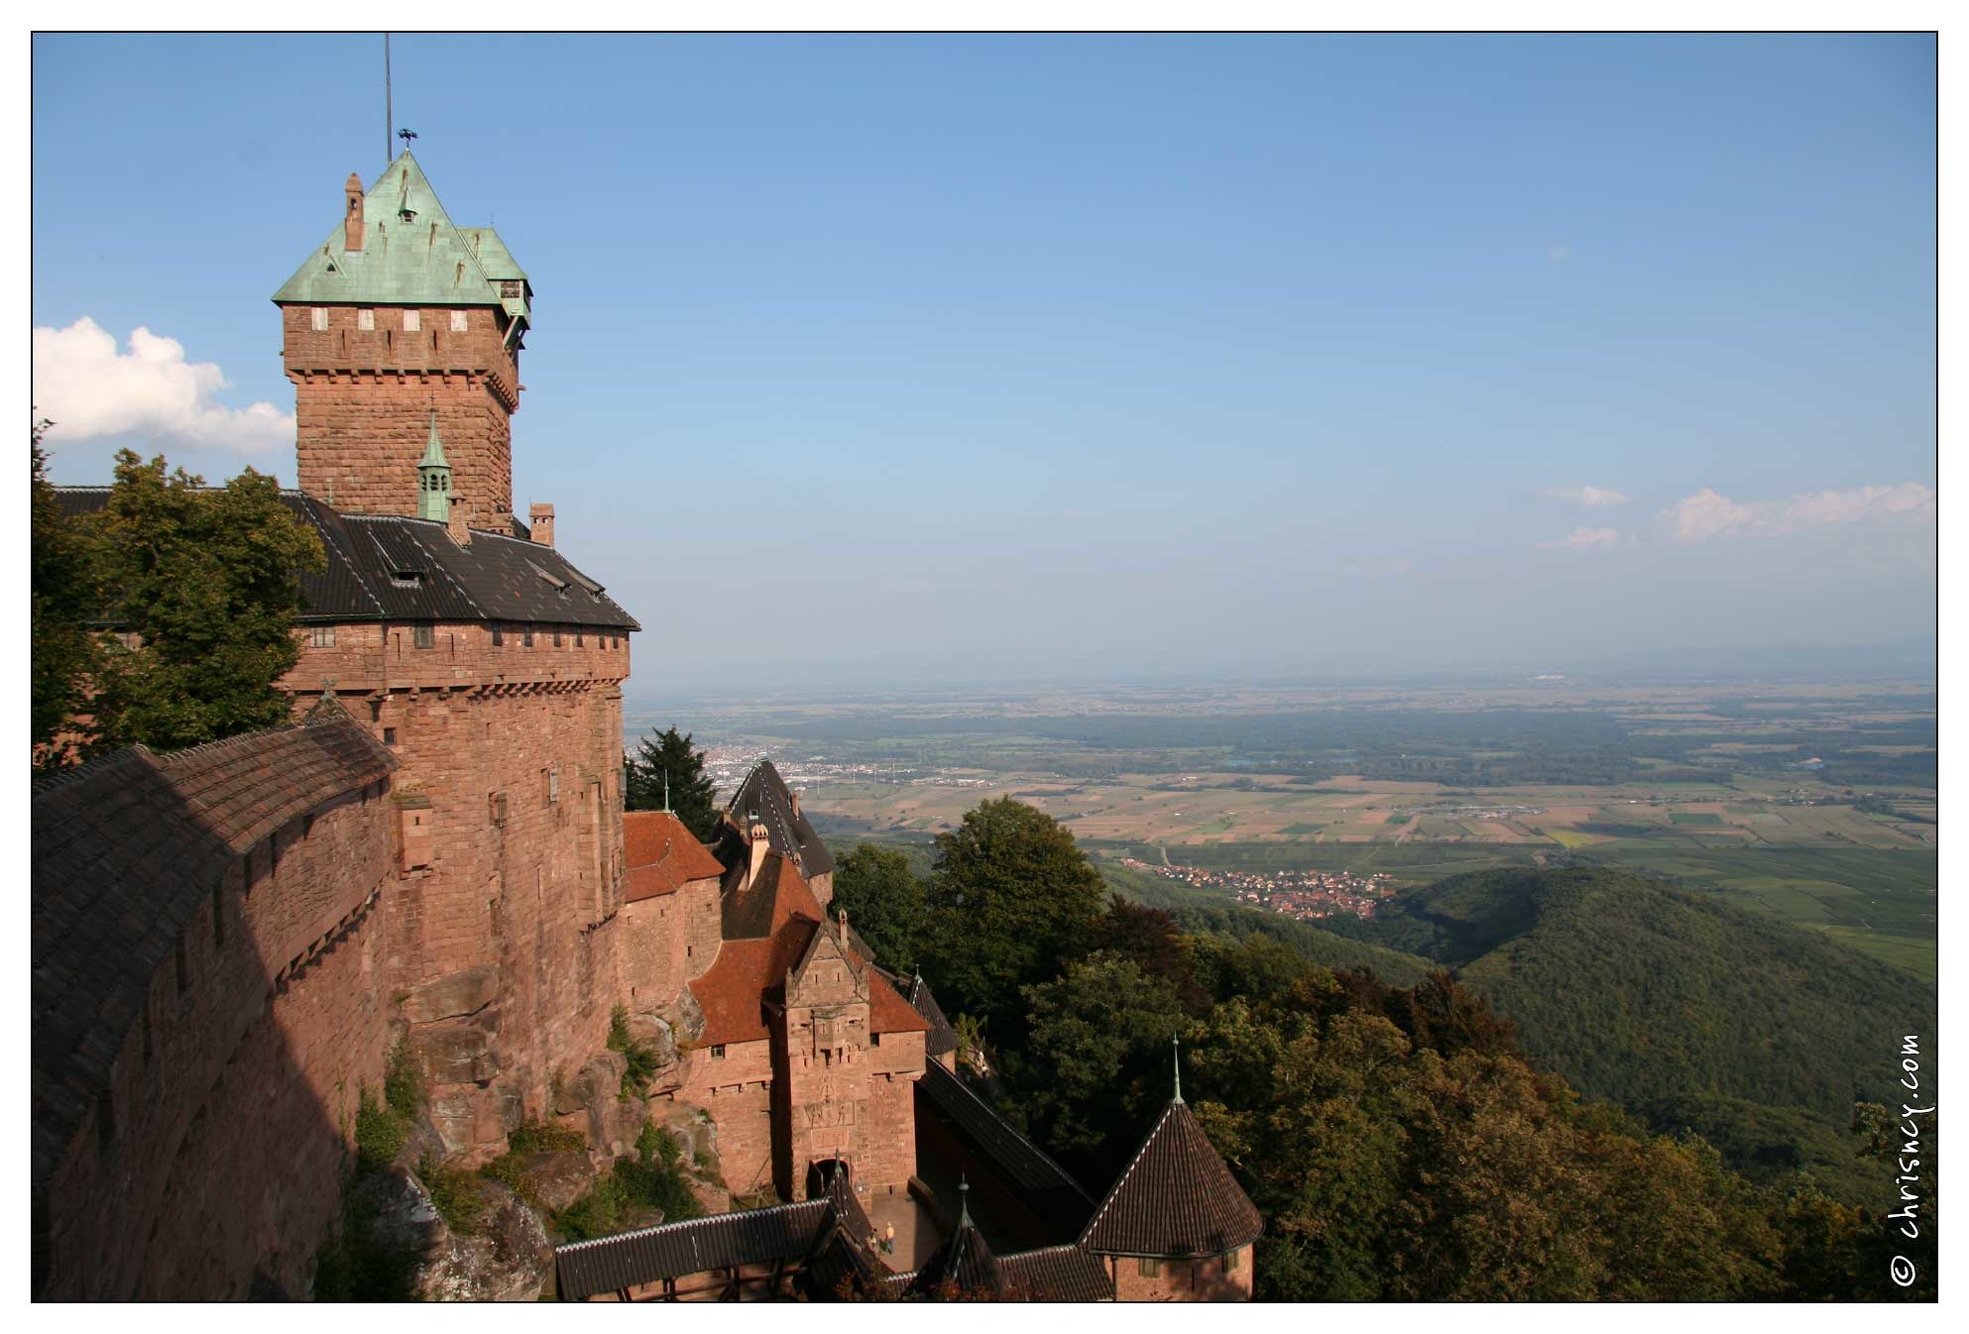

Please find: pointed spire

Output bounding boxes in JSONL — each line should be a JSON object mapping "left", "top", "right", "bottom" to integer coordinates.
{"left": 957, "top": 1175, "right": 971, "bottom": 1228}
{"left": 1172, "top": 1035, "right": 1183, "bottom": 1104}
{"left": 417, "top": 412, "right": 451, "bottom": 522}
{"left": 419, "top": 410, "right": 446, "bottom": 466}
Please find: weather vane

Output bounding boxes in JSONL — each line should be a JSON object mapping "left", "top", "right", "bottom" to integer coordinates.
{"left": 398, "top": 128, "right": 419, "bottom": 151}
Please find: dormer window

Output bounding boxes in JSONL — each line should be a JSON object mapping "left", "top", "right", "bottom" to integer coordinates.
{"left": 389, "top": 570, "right": 424, "bottom": 588}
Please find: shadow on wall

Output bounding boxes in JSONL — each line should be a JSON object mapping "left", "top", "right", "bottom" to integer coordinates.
{"left": 32, "top": 720, "right": 398, "bottom": 1300}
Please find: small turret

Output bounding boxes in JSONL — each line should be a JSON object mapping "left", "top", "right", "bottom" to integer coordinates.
{"left": 417, "top": 413, "right": 451, "bottom": 523}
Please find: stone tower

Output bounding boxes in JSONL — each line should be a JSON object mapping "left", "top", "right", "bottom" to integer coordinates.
{"left": 272, "top": 152, "right": 532, "bottom": 529}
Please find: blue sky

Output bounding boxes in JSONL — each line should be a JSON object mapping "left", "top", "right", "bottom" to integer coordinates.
{"left": 32, "top": 33, "right": 1937, "bottom": 691}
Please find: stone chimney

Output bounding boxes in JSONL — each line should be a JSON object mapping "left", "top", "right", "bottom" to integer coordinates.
{"left": 747, "top": 815, "right": 770, "bottom": 889}
{"left": 447, "top": 494, "right": 472, "bottom": 548}
{"left": 529, "top": 503, "right": 555, "bottom": 548}
{"left": 344, "top": 172, "right": 365, "bottom": 251}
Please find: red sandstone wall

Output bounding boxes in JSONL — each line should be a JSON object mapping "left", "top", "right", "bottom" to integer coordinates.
{"left": 622, "top": 896, "right": 682, "bottom": 1013}
{"left": 683, "top": 880, "right": 722, "bottom": 981}
{"left": 680, "top": 1041, "right": 776, "bottom": 1196}
{"left": 293, "top": 621, "right": 629, "bottom": 696}
{"left": 41, "top": 784, "right": 395, "bottom": 1300}
{"left": 860, "top": 1062, "right": 921, "bottom": 1192}
{"left": 286, "top": 628, "right": 631, "bottom": 1160}
{"left": 282, "top": 305, "right": 519, "bottom": 521}
{"left": 1106, "top": 1246, "right": 1253, "bottom": 1302}
{"left": 622, "top": 878, "right": 721, "bottom": 1014}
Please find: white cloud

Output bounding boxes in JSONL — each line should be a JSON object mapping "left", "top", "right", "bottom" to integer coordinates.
{"left": 1540, "top": 485, "right": 1629, "bottom": 508}
{"left": 32, "top": 317, "right": 294, "bottom": 455}
{"left": 1537, "top": 526, "right": 1621, "bottom": 551}
{"left": 1664, "top": 483, "right": 1935, "bottom": 542}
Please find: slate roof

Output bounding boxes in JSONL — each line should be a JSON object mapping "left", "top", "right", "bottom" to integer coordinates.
{"left": 905, "top": 972, "right": 961, "bottom": 1057}
{"left": 554, "top": 1198, "right": 832, "bottom": 1299}
{"left": 621, "top": 811, "right": 724, "bottom": 902}
{"left": 1077, "top": 1099, "right": 1264, "bottom": 1260}
{"left": 271, "top": 152, "right": 528, "bottom": 325}
{"left": 556, "top": 1162, "right": 1111, "bottom": 1302}
{"left": 54, "top": 487, "right": 638, "bottom": 631}
{"left": 911, "top": 1188, "right": 1003, "bottom": 1297}
{"left": 30, "top": 699, "right": 396, "bottom": 1197}
{"left": 720, "top": 760, "right": 834, "bottom": 879}
{"left": 916, "top": 1060, "right": 1096, "bottom": 1239}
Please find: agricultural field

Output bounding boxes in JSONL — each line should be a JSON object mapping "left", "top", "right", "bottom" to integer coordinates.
{"left": 631, "top": 675, "right": 1937, "bottom": 978}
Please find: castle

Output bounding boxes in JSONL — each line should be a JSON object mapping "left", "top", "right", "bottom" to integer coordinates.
{"left": 31, "top": 152, "right": 1259, "bottom": 1302}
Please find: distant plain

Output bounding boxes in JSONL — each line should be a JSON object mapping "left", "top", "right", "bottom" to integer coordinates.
{"left": 629, "top": 678, "right": 1938, "bottom": 980}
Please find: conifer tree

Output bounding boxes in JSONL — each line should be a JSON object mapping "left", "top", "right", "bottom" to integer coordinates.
{"left": 625, "top": 726, "right": 720, "bottom": 839}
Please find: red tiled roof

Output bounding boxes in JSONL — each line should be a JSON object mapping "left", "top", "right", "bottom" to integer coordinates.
{"left": 689, "top": 921, "right": 818, "bottom": 1046}
{"left": 622, "top": 810, "right": 723, "bottom": 902}
{"left": 869, "top": 970, "right": 934, "bottom": 1036}
{"left": 723, "top": 851, "right": 826, "bottom": 939}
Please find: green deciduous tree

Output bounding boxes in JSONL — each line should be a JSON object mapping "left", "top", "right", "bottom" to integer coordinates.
{"left": 918, "top": 796, "right": 1107, "bottom": 1039}
{"left": 89, "top": 450, "right": 324, "bottom": 754}
{"left": 33, "top": 444, "right": 325, "bottom": 765}
{"left": 625, "top": 726, "right": 720, "bottom": 838}
{"left": 1016, "top": 955, "right": 1187, "bottom": 1158}
{"left": 831, "top": 843, "right": 926, "bottom": 973}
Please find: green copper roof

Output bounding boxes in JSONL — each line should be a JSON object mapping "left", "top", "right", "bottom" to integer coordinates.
{"left": 271, "top": 152, "right": 522, "bottom": 312}
{"left": 417, "top": 412, "right": 451, "bottom": 522}
{"left": 457, "top": 227, "right": 532, "bottom": 323}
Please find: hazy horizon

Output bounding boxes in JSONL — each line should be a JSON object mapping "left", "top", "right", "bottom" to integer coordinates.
{"left": 34, "top": 34, "right": 1937, "bottom": 689}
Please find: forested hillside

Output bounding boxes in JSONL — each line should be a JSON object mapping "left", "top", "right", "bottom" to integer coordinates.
{"left": 1320, "top": 865, "right": 1937, "bottom": 1203}
{"left": 829, "top": 808, "right": 1931, "bottom": 1299}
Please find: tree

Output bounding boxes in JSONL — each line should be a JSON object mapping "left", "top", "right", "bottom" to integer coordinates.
{"left": 918, "top": 797, "right": 1107, "bottom": 1039}
{"left": 31, "top": 421, "right": 102, "bottom": 770}
{"left": 624, "top": 726, "right": 719, "bottom": 838}
{"left": 1088, "top": 895, "right": 1207, "bottom": 1014}
{"left": 831, "top": 844, "right": 926, "bottom": 973}
{"left": 33, "top": 445, "right": 324, "bottom": 764}
{"left": 1016, "top": 955, "right": 1188, "bottom": 1158}
{"left": 86, "top": 450, "right": 324, "bottom": 754}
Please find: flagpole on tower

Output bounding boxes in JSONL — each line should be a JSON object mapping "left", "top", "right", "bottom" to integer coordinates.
{"left": 384, "top": 33, "right": 393, "bottom": 168}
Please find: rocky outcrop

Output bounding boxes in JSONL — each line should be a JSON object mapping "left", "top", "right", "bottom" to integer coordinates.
{"left": 429, "top": 1082, "right": 524, "bottom": 1159}
{"left": 552, "top": 1052, "right": 626, "bottom": 1117}
{"left": 343, "top": 1161, "right": 552, "bottom": 1301}
{"left": 503, "top": 1151, "right": 595, "bottom": 1215}
{"left": 401, "top": 967, "right": 502, "bottom": 1024}
{"left": 415, "top": 1181, "right": 553, "bottom": 1302}
{"left": 407, "top": 1008, "right": 502, "bottom": 1085}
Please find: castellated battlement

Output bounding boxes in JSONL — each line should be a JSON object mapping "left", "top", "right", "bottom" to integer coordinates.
{"left": 288, "top": 619, "right": 631, "bottom": 697}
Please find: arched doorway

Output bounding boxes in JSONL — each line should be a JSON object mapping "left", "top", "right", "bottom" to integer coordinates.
{"left": 807, "top": 1157, "right": 851, "bottom": 1200}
